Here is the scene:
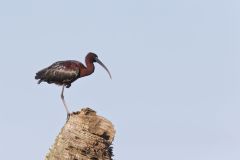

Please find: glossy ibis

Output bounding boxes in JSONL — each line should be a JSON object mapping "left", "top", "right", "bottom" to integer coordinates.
{"left": 35, "top": 52, "right": 111, "bottom": 118}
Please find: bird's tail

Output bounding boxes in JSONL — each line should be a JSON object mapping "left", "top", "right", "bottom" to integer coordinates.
{"left": 35, "top": 68, "right": 47, "bottom": 84}
{"left": 35, "top": 72, "right": 42, "bottom": 80}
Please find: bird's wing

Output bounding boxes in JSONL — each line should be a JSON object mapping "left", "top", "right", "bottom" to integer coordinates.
{"left": 35, "top": 61, "right": 81, "bottom": 85}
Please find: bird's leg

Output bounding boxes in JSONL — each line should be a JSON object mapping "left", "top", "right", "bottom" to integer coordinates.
{"left": 61, "top": 85, "right": 70, "bottom": 120}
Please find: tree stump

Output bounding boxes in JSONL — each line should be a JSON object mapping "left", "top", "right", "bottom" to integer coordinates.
{"left": 45, "top": 108, "right": 116, "bottom": 160}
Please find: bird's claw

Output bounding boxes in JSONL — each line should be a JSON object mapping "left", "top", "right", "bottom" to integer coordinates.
{"left": 66, "top": 113, "right": 71, "bottom": 121}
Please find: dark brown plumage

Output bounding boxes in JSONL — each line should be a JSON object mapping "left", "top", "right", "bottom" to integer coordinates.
{"left": 35, "top": 60, "right": 84, "bottom": 88}
{"left": 35, "top": 52, "right": 112, "bottom": 119}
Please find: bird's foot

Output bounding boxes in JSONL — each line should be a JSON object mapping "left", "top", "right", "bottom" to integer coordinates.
{"left": 66, "top": 113, "right": 71, "bottom": 121}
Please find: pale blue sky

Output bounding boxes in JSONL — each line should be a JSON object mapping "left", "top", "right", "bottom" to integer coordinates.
{"left": 0, "top": 0, "right": 239, "bottom": 159}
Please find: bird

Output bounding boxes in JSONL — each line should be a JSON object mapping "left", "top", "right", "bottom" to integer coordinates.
{"left": 35, "top": 52, "right": 112, "bottom": 119}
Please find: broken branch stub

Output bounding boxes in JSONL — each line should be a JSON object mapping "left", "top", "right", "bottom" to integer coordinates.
{"left": 45, "top": 108, "right": 115, "bottom": 160}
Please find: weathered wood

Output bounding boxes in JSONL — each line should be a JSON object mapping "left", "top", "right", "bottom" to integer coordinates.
{"left": 45, "top": 108, "right": 115, "bottom": 160}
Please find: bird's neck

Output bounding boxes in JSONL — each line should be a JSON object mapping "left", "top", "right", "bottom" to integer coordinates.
{"left": 81, "top": 60, "right": 95, "bottom": 77}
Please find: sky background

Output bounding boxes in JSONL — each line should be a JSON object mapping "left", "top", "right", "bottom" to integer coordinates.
{"left": 0, "top": 0, "right": 239, "bottom": 159}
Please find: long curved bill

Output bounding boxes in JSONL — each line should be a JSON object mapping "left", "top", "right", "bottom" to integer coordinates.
{"left": 95, "top": 58, "right": 112, "bottom": 79}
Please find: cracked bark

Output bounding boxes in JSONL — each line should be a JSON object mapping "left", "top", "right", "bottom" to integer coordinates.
{"left": 45, "top": 108, "right": 115, "bottom": 160}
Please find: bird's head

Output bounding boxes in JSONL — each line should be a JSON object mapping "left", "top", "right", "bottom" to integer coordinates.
{"left": 86, "top": 52, "right": 112, "bottom": 79}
